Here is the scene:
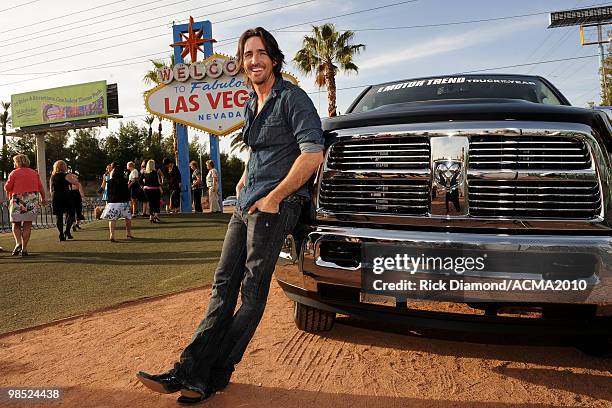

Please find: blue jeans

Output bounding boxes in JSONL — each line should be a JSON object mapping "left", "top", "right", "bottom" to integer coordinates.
{"left": 173, "top": 199, "right": 301, "bottom": 392}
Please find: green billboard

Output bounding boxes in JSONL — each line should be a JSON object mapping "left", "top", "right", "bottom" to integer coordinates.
{"left": 11, "top": 81, "right": 107, "bottom": 128}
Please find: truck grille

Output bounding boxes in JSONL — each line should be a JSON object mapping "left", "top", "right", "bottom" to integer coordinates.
{"left": 469, "top": 136, "right": 591, "bottom": 170}
{"left": 320, "top": 131, "right": 603, "bottom": 222}
{"left": 319, "top": 177, "right": 429, "bottom": 215}
{"left": 327, "top": 136, "right": 430, "bottom": 171}
{"left": 468, "top": 180, "right": 601, "bottom": 218}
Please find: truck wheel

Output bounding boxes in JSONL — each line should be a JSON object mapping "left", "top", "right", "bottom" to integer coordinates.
{"left": 293, "top": 302, "right": 336, "bottom": 332}
{"left": 574, "top": 336, "right": 612, "bottom": 358}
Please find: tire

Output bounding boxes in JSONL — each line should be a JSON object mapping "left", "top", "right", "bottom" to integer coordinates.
{"left": 293, "top": 302, "right": 336, "bottom": 332}
{"left": 574, "top": 336, "right": 612, "bottom": 358}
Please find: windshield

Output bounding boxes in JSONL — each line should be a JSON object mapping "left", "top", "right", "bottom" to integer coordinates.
{"left": 350, "top": 76, "right": 564, "bottom": 113}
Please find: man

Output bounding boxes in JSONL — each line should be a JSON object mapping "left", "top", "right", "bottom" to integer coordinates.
{"left": 137, "top": 27, "right": 324, "bottom": 404}
{"left": 189, "top": 160, "right": 204, "bottom": 213}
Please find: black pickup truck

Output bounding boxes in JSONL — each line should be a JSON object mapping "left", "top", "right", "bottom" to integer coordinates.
{"left": 276, "top": 74, "right": 612, "bottom": 352}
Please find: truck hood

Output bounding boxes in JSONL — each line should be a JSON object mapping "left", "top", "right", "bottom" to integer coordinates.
{"left": 322, "top": 98, "right": 612, "bottom": 151}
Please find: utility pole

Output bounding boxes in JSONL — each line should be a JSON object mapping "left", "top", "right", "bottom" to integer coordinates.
{"left": 549, "top": 6, "right": 612, "bottom": 104}
{"left": 598, "top": 25, "right": 608, "bottom": 103}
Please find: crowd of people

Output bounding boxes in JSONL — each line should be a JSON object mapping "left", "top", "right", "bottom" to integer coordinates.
{"left": 2, "top": 155, "right": 222, "bottom": 254}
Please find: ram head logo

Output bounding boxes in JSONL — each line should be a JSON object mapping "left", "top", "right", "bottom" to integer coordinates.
{"left": 434, "top": 159, "right": 463, "bottom": 192}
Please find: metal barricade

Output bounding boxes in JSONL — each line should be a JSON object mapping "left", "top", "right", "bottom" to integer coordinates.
{"left": 0, "top": 198, "right": 103, "bottom": 232}
{"left": 0, "top": 200, "right": 9, "bottom": 233}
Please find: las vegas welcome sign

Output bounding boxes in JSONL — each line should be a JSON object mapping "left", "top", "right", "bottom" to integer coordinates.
{"left": 144, "top": 53, "right": 298, "bottom": 136}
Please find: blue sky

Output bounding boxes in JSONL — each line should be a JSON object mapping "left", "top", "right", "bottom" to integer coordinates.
{"left": 0, "top": 0, "right": 608, "bottom": 153}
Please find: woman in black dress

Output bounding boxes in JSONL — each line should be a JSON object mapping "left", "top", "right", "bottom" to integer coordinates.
{"left": 163, "top": 158, "right": 181, "bottom": 212}
{"left": 70, "top": 175, "right": 85, "bottom": 231}
{"left": 142, "top": 159, "right": 162, "bottom": 223}
{"left": 50, "top": 160, "right": 80, "bottom": 241}
{"left": 139, "top": 160, "right": 150, "bottom": 217}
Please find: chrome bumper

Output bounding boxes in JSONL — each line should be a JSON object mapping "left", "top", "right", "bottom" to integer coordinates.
{"left": 276, "top": 226, "right": 612, "bottom": 305}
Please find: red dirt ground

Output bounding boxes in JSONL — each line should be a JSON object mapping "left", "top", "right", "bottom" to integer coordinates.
{"left": 0, "top": 265, "right": 610, "bottom": 408}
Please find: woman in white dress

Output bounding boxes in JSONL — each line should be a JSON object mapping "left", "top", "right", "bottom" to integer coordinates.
{"left": 101, "top": 163, "right": 134, "bottom": 242}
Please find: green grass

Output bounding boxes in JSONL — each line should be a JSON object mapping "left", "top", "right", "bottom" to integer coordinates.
{"left": 0, "top": 213, "right": 230, "bottom": 334}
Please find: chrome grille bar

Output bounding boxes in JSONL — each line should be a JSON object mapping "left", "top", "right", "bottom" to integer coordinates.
{"left": 319, "top": 177, "right": 429, "bottom": 215}
{"left": 468, "top": 180, "right": 601, "bottom": 218}
{"left": 469, "top": 135, "right": 591, "bottom": 170}
{"left": 327, "top": 136, "right": 430, "bottom": 171}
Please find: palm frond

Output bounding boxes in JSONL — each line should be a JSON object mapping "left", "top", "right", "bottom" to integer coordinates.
{"left": 143, "top": 56, "right": 175, "bottom": 85}
{"left": 293, "top": 24, "right": 366, "bottom": 117}
{"left": 229, "top": 131, "right": 248, "bottom": 154}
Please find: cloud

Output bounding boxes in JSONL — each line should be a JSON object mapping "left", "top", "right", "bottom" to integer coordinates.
{"left": 357, "top": 16, "right": 542, "bottom": 71}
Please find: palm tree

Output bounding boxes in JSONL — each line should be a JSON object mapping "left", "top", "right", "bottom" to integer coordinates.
{"left": 143, "top": 115, "right": 155, "bottom": 147}
{"left": 1, "top": 101, "right": 10, "bottom": 147}
{"left": 143, "top": 56, "right": 175, "bottom": 86}
{"left": 143, "top": 56, "right": 176, "bottom": 158}
{"left": 0, "top": 101, "right": 10, "bottom": 179}
{"left": 157, "top": 117, "right": 163, "bottom": 145}
{"left": 293, "top": 23, "right": 365, "bottom": 117}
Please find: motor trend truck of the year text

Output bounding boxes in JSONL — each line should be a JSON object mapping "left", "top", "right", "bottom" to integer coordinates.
{"left": 276, "top": 74, "right": 612, "bottom": 352}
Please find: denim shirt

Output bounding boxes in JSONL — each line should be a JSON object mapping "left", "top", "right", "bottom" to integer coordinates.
{"left": 237, "top": 76, "right": 324, "bottom": 210}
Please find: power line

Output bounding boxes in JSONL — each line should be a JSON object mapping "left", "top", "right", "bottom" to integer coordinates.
{"left": 537, "top": 34, "right": 579, "bottom": 77}
{"left": 0, "top": 0, "right": 260, "bottom": 61}
{"left": 277, "top": 11, "right": 548, "bottom": 32}
{"left": 3, "top": 0, "right": 190, "bottom": 48}
{"left": 0, "top": 0, "right": 40, "bottom": 14}
{"left": 527, "top": 27, "right": 575, "bottom": 74}
{"left": 275, "top": 1, "right": 612, "bottom": 33}
{"left": 0, "top": 0, "right": 307, "bottom": 73}
{"left": 572, "top": 84, "right": 601, "bottom": 102}
{"left": 522, "top": 1, "right": 609, "bottom": 66}
{"left": 0, "top": 0, "right": 417, "bottom": 78}
{"left": 2, "top": 0, "right": 608, "bottom": 78}
{"left": 215, "top": 0, "right": 420, "bottom": 50}
{"left": 8, "top": 53, "right": 604, "bottom": 92}
{"left": 460, "top": 54, "right": 605, "bottom": 74}
{"left": 306, "top": 84, "right": 365, "bottom": 95}
{"left": 556, "top": 57, "right": 594, "bottom": 80}
{"left": 0, "top": 0, "right": 129, "bottom": 34}
{"left": 11, "top": 3, "right": 601, "bottom": 89}
{"left": 304, "top": 54, "right": 607, "bottom": 96}
{"left": 526, "top": 0, "right": 606, "bottom": 75}
{"left": 12, "top": 0, "right": 584, "bottom": 71}
{"left": 2, "top": 0, "right": 417, "bottom": 63}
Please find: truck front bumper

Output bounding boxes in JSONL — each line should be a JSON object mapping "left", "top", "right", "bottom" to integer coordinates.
{"left": 276, "top": 226, "right": 612, "bottom": 307}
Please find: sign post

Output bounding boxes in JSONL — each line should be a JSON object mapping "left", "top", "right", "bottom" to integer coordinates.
{"left": 35, "top": 134, "right": 47, "bottom": 197}
{"left": 209, "top": 134, "right": 222, "bottom": 209}
{"left": 171, "top": 19, "right": 215, "bottom": 213}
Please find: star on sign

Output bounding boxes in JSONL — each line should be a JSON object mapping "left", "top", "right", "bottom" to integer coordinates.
{"left": 170, "top": 16, "right": 216, "bottom": 63}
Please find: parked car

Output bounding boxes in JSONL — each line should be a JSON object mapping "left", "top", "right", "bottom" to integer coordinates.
{"left": 222, "top": 195, "right": 238, "bottom": 207}
{"left": 276, "top": 74, "right": 612, "bottom": 354}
